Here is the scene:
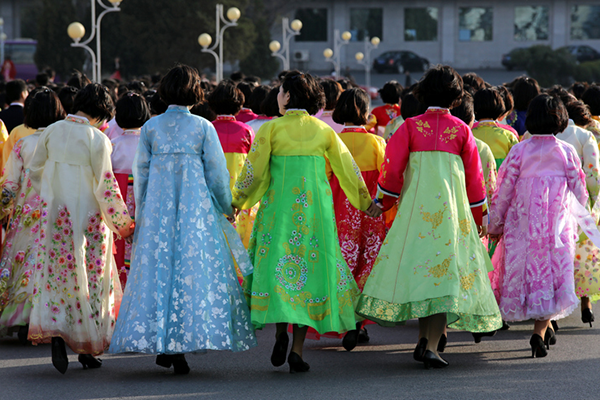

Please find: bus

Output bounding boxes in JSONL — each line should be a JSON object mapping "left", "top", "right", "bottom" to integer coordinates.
{"left": 4, "top": 39, "right": 38, "bottom": 81}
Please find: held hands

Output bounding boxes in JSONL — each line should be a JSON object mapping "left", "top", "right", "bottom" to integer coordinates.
{"left": 364, "top": 200, "right": 383, "bottom": 218}
{"left": 227, "top": 208, "right": 241, "bottom": 224}
{"left": 477, "top": 224, "right": 488, "bottom": 238}
{"left": 119, "top": 222, "right": 136, "bottom": 242}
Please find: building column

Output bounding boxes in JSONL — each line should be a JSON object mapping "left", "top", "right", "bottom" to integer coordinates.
{"left": 440, "top": 1, "right": 455, "bottom": 64}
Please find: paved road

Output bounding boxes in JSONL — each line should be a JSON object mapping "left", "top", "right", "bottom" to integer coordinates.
{"left": 1, "top": 310, "right": 598, "bottom": 400}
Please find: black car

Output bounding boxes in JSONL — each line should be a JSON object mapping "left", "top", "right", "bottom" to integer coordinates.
{"left": 373, "top": 51, "right": 430, "bottom": 74}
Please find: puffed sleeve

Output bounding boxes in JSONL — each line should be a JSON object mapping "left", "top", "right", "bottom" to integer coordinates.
{"left": 581, "top": 131, "right": 600, "bottom": 209}
{"left": 91, "top": 133, "right": 133, "bottom": 235}
{"left": 374, "top": 135, "right": 387, "bottom": 172}
{"left": 132, "top": 123, "right": 151, "bottom": 221}
{"left": 0, "top": 139, "right": 25, "bottom": 218}
{"left": 376, "top": 120, "right": 410, "bottom": 211}
{"left": 489, "top": 146, "right": 522, "bottom": 235}
{"left": 325, "top": 129, "right": 371, "bottom": 211}
{"left": 565, "top": 144, "right": 590, "bottom": 207}
{"left": 0, "top": 120, "right": 8, "bottom": 167}
{"left": 461, "top": 127, "right": 487, "bottom": 211}
{"left": 28, "top": 127, "right": 51, "bottom": 195}
{"left": 232, "top": 122, "right": 272, "bottom": 210}
{"left": 202, "top": 121, "right": 233, "bottom": 216}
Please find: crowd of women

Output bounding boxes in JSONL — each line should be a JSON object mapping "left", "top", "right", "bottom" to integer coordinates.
{"left": 1, "top": 62, "right": 600, "bottom": 375}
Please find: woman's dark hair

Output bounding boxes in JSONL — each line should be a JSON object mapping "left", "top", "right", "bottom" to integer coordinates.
{"left": 336, "top": 78, "right": 354, "bottom": 90}
{"left": 248, "top": 85, "right": 270, "bottom": 115}
{"left": 148, "top": 90, "right": 168, "bottom": 115}
{"left": 495, "top": 85, "right": 514, "bottom": 116}
{"left": 320, "top": 79, "right": 343, "bottom": 110}
{"left": 474, "top": 88, "right": 504, "bottom": 120}
{"left": 280, "top": 70, "right": 325, "bottom": 115}
{"left": 260, "top": 86, "right": 282, "bottom": 117}
{"left": 207, "top": 80, "right": 244, "bottom": 115}
{"left": 127, "top": 80, "right": 147, "bottom": 95}
{"left": 332, "top": 87, "right": 370, "bottom": 126}
{"left": 413, "top": 65, "right": 463, "bottom": 109}
{"left": 24, "top": 88, "right": 66, "bottom": 129}
{"left": 236, "top": 81, "right": 254, "bottom": 107}
{"left": 450, "top": 92, "right": 475, "bottom": 126}
{"left": 526, "top": 94, "right": 568, "bottom": 135}
{"left": 400, "top": 93, "right": 427, "bottom": 120}
{"left": 66, "top": 70, "right": 91, "bottom": 90}
{"left": 570, "top": 82, "right": 589, "bottom": 100}
{"left": 378, "top": 80, "right": 403, "bottom": 104}
{"left": 462, "top": 72, "right": 486, "bottom": 91}
{"left": 566, "top": 100, "right": 594, "bottom": 127}
{"left": 115, "top": 92, "right": 151, "bottom": 129}
{"left": 158, "top": 65, "right": 204, "bottom": 106}
{"left": 547, "top": 85, "right": 575, "bottom": 106}
{"left": 190, "top": 101, "right": 216, "bottom": 122}
{"left": 581, "top": 85, "right": 600, "bottom": 116}
{"left": 57, "top": 85, "right": 79, "bottom": 115}
{"left": 72, "top": 83, "right": 115, "bottom": 122}
{"left": 24, "top": 86, "right": 44, "bottom": 118}
{"left": 512, "top": 76, "right": 541, "bottom": 111}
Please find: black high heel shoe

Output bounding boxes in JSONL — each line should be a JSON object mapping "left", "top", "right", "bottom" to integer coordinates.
{"left": 358, "top": 327, "right": 370, "bottom": 343}
{"left": 342, "top": 323, "right": 361, "bottom": 352}
{"left": 437, "top": 334, "right": 447, "bottom": 353}
{"left": 472, "top": 330, "right": 496, "bottom": 343}
{"left": 156, "top": 354, "right": 173, "bottom": 368}
{"left": 78, "top": 354, "right": 102, "bottom": 369}
{"left": 544, "top": 328, "right": 556, "bottom": 349}
{"left": 172, "top": 354, "right": 190, "bottom": 375}
{"left": 271, "top": 331, "right": 289, "bottom": 367}
{"left": 413, "top": 337, "right": 428, "bottom": 362}
{"left": 18, "top": 325, "right": 29, "bottom": 345}
{"left": 551, "top": 320, "right": 559, "bottom": 332}
{"left": 423, "top": 350, "right": 449, "bottom": 369}
{"left": 288, "top": 351, "right": 309, "bottom": 374}
{"left": 51, "top": 337, "right": 68, "bottom": 374}
{"left": 582, "top": 308, "right": 595, "bottom": 327}
{"left": 530, "top": 334, "right": 548, "bottom": 358}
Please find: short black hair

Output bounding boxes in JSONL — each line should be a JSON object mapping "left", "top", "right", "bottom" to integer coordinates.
{"left": 190, "top": 101, "right": 216, "bottom": 121}
{"left": 248, "top": 85, "right": 270, "bottom": 115}
{"left": 526, "top": 94, "right": 568, "bottom": 135}
{"left": 462, "top": 73, "right": 485, "bottom": 91}
{"left": 566, "top": 100, "right": 594, "bottom": 127}
{"left": 230, "top": 71, "right": 245, "bottom": 82}
{"left": 148, "top": 91, "right": 167, "bottom": 115}
{"left": 450, "top": 92, "right": 475, "bottom": 126}
{"left": 570, "top": 82, "right": 589, "bottom": 100}
{"left": 400, "top": 93, "right": 427, "bottom": 120}
{"left": 512, "top": 76, "right": 540, "bottom": 111}
{"left": 320, "top": 79, "right": 343, "bottom": 111}
{"left": 336, "top": 78, "right": 354, "bottom": 90}
{"left": 6, "top": 79, "right": 28, "bottom": 103}
{"left": 24, "top": 88, "right": 66, "bottom": 129}
{"left": 281, "top": 70, "right": 325, "bottom": 115}
{"left": 66, "top": 70, "right": 91, "bottom": 90}
{"left": 35, "top": 73, "right": 50, "bottom": 87}
{"left": 158, "top": 65, "right": 204, "bottom": 106}
{"left": 582, "top": 85, "right": 600, "bottom": 116}
{"left": 332, "top": 87, "right": 370, "bottom": 126}
{"left": 378, "top": 81, "right": 403, "bottom": 104}
{"left": 236, "top": 81, "right": 254, "bottom": 107}
{"left": 115, "top": 92, "right": 150, "bottom": 129}
{"left": 547, "top": 85, "right": 574, "bottom": 106}
{"left": 413, "top": 65, "right": 463, "bottom": 109}
{"left": 260, "top": 86, "right": 281, "bottom": 118}
{"left": 208, "top": 80, "right": 244, "bottom": 115}
{"left": 127, "top": 80, "right": 147, "bottom": 95}
{"left": 243, "top": 75, "right": 261, "bottom": 85}
{"left": 474, "top": 88, "right": 504, "bottom": 120}
{"left": 57, "top": 85, "right": 79, "bottom": 115}
{"left": 495, "top": 85, "right": 514, "bottom": 115}
{"left": 72, "top": 83, "right": 115, "bottom": 123}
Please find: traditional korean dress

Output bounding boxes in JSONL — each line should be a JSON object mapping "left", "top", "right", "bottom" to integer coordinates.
{"left": 356, "top": 108, "right": 502, "bottom": 332}
{"left": 213, "top": 115, "right": 256, "bottom": 249}
{"left": 383, "top": 116, "right": 404, "bottom": 142}
{"left": 236, "top": 108, "right": 258, "bottom": 124}
{"left": 490, "top": 135, "right": 590, "bottom": 322}
{"left": 27, "top": 115, "right": 132, "bottom": 355}
{"left": 232, "top": 109, "right": 372, "bottom": 334}
{"left": 110, "top": 128, "right": 140, "bottom": 288}
{"left": 472, "top": 120, "right": 520, "bottom": 169}
{"left": 372, "top": 104, "right": 401, "bottom": 136}
{"left": 246, "top": 115, "right": 274, "bottom": 135}
{"left": 0, "top": 130, "right": 44, "bottom": 336}
{"left": 317, "top": 110, "right": 344, "bottom": 133}
{"left": 475, "top": 138, "right": 497, "bottom": 200}
{"left": 1, "top": 123, "right": 35, "bottom": 170}
{"left": 109, "top": 106, "right": 256, "bottom": 355}
{"left": 507, "top": 110, "right": 528, "bottom": 137}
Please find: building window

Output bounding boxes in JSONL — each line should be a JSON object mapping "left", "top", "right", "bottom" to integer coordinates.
{"left": 459, "top": 7, "right": 493, "bottom": 41}
{"left": 349, "top": 8, "right": 383, "bottom": 42}
{"left": 514, "top": 6, "right": 549, "bottom": 41}
{"left": 571, "top": 5, "right": 600, "bottom": 40}
{"left": 295, "top": 8, "right": 328, "bottom": 42}
{"left": 404, "top": 7, "right": 438, "bottom": 41}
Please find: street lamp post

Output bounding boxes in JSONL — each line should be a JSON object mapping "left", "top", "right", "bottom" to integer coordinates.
{"left": 269, "top": 17, "right": 302, "bottom": 71}
{"left": 198, "top": 4, "right": 241, "bottom": 82}
{"left": 355, "top": 36, "right": 380, "bottom": 88}
{"left": 67, "top": 0, "right": 122, "bottom": 82}
{"left": 323, "top": 29, "right": 351, "bottom": 77}
{"left": 0, "top": 18, "right": 5, "bottom": 66}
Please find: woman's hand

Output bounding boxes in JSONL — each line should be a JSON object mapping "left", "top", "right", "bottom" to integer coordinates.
{"left": 478, "top": 224, "right": 488, "bottom": 238}
{"left": 119, "top": 222, "right": 136, "bottom": 241}
{"left": 364, "top": 201, "right": 383, "bottom": 218}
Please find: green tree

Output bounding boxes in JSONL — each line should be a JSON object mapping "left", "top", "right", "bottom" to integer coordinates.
{"left": 34, "top": 0, "right": 85, "bottom": 79}
{"left": 238, "top": 0, "right": 279, "bottom": 79}
{"left": 511, "top": 45, "right": 576, "bottom": 87}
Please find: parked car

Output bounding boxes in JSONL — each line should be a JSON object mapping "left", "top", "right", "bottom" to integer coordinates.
{"left": 372, "top": 51, "right": 430, "bottom": 74}
{"left": 502, "top": 45, "right": 600, "bottom": 70}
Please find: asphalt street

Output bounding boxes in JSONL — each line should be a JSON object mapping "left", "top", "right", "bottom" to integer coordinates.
{"left": 1, "top": 311, "right": 598, "bottom": 400}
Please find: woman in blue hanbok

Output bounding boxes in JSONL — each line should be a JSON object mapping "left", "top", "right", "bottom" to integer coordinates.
{"left": 109, "top": 65, "right": 257, "bottom": 374}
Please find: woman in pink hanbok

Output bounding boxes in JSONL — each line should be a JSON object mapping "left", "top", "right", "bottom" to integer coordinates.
{"left": 490, "top": 94, "right": 599, "bottom": 358}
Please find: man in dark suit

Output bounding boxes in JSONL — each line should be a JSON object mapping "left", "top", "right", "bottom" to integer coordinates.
{"left": 0, "top": 79, "right": 28, "bottom": 133}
